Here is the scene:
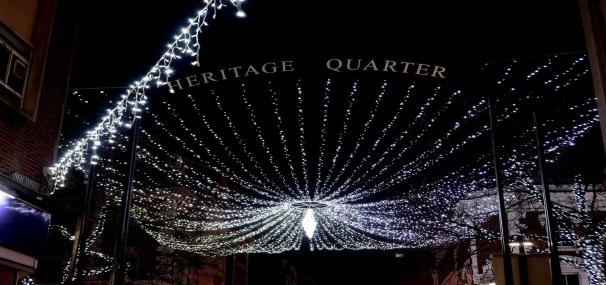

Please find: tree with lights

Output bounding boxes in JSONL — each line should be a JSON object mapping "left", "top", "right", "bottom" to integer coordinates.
{"left": 455, "top": 175, "right": 606, "bottom": 285}
{"left": 546, "top": 179, "right": 605, "bottom": 285}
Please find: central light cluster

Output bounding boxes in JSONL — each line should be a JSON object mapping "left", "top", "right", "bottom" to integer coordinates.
{"left": 302, "top": 209, "right": 317, "bottom": 239}
{"left": 290, "top": 201, "right": 325, "bottom": 238}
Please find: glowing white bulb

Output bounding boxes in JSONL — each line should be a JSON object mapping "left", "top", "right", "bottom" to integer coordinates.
{"left": 302, "top": 209, "right": 317, "bottom": 239}
{"left": 236, "top": 10, "right": 246, "bottom": 18}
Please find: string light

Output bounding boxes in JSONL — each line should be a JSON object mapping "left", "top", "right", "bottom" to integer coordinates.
{"left": 49, "top": 0, "right": 245, "bottom": 190}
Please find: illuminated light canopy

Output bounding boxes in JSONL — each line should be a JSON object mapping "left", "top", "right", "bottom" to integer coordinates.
{"left": 51, "top": 0, "right": 600, "bottom": 264}
{"left": 59, "top": 53, "right": 598, "bottom": 257}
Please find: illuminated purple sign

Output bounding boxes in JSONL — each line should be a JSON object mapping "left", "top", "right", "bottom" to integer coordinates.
{"left": 0, "top": 193, "right": 51, "bottom": 257}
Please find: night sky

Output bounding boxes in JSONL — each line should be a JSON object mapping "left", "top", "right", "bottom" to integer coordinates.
{"left": 67, "top": 1, "right": 591, "bottom": 284}
{"left": 71, "top": 0, "right": 586, "bottom": 88}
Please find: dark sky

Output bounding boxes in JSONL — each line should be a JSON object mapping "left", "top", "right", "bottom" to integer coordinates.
{"left": 71, "top": 0, "right": 587, "bottom": 88}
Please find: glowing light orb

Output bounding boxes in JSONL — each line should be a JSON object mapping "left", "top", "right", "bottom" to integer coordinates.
{"left": 302, "top": 209, "right": 317, "bottom": 239}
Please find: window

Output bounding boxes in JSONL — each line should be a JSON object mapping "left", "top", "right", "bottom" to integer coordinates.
{"left": 0, "top": 21, "right": 31, "bottom": 109}
{"left": 562, "top": 274, "right": 580, "bottom": 285}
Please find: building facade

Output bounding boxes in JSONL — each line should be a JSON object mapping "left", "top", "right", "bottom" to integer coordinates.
{"left": 0, "top": 0, "right": 79, "bottom": 284}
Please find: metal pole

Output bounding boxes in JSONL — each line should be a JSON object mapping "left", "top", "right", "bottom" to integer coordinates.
{"left": 67, "top": 161, "right": 96, "bottom": 284}
{"left": 517, "top": 236, "right": 529, "bottom": 285}
{"left": 487, "top": 95, "right": 515, "bottom": 285}
{"left": 110, "top": 118, "right": 141, "bottom": 285}
{"left": 532, "top": 110, "right": 563, "bottom": 285}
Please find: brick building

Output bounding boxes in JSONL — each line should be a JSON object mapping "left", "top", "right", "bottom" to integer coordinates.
{"left": 0, "top": 0, "right": 79, "bottom": 284}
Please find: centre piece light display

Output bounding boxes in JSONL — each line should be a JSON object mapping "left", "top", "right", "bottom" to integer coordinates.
{"left": 53, "top": 0, "right": 598, "bottom": 259}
